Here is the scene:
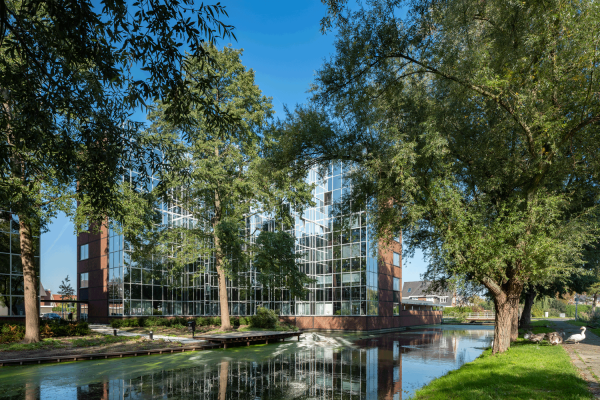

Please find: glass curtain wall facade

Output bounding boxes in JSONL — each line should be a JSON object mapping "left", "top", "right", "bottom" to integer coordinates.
{"left": 106, "top": 162, "right": 378, "bottom": 318}
{"left": 0, "top": 212, "right": 40, "bottom": 316}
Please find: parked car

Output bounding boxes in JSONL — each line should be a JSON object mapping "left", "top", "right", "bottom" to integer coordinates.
{"left": 41, "top": 313, "right": 62, "bottom": 321}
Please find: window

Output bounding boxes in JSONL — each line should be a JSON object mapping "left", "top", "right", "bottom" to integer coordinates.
{"left": 80, "top": 272, "right": 89, "bottom": 288}
{"left": 80, "top": 244, "right": 89, "bottom": 260}
{"left": 393, "top": 277, "right": 400, "bottom": 316}
{"left": 407, "top": 287, "right": 412, "bottom": 293}
{"left": 393, "top": 252, "right": 400, "bottom": 267}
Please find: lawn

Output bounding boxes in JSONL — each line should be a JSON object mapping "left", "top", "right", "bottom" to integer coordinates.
{"left": 0, "top": 333, "right": 139, "bottom": 353}
{"left": 412, "top": 339, "right": 591, "bottom": 400}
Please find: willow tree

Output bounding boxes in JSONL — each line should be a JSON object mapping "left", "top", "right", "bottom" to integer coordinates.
{"left": 275, "top": 0, "right": 600, "bottom": 353}
{"left": 146, "top": 46, "right": 313, "bottom": 330}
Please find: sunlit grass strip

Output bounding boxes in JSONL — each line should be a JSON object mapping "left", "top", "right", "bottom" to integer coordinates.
{"left": 412, "top": 340, "right": 591, "bottom": 400}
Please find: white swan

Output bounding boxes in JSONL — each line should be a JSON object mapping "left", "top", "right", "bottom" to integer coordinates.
{"left": 565, "top": 327, "right": 586, "bottom": 344}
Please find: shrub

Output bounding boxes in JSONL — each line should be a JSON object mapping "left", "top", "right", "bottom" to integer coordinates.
{"left": 250, "top": 307, "right": 278, "bottom": 329}
{"left": 0, "top": 321, "right": 90, "bottom": 343}
{"left": 231, "top": 317, "right": 240, "bottom": 327}
{"left": 211, "top": 317, "right": 221, "bottom": 326}
{"left": 0, "top": 323, "right": 26, "bottom": 343}
{"left": 239, "top": 317, "right": 249, "bottom": 325}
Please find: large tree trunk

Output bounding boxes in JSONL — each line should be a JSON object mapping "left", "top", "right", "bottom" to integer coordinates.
{"left": 519, "top": 289, "right": 536, "bottom": 328}
{"left": 492, "top": 296, "right": 512, "bottom": 354}
{"left": 19, "top": 218, "right": 40, "bottom": 343}
{"left": 485, "top": 276, "right": 523, "bottom": 354}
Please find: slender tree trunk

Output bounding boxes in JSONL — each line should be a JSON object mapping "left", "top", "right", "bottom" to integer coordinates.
{"left": 213, "top": 144, "right": 231, "bottom": 330}
{"left": 593, "top": 293, "right": 597, "bottom": 314}
{"left": 519, "top": 289, "right": 536, "bottom": 328}
{"left": 19, "top": 217, "right": 40, "bottom": 343}
{"left": 215, "top": 248, "right": 231, "bottom": 330}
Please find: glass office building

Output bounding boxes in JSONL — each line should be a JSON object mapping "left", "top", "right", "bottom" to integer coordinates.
{"left": 78, "top": 164, "right": 439, "bottom": 328}
{"left": 0, "top": 211, "right": 39, "bottom": 317}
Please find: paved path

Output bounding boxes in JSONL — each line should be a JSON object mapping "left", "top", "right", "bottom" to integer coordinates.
{"left": 549, "top": 320, "right": 600, "bottom": 398}
{"left": 89, "top": 324, "right": 207, "bottom": 345}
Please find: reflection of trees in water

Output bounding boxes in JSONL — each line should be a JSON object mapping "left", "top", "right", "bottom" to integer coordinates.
{"left": 68, "top": 346, "right": 398, "bottom": 400}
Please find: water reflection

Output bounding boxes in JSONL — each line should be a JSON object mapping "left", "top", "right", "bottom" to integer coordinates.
{"left": 1, "top": 327, "right": 492, "bottom": 400}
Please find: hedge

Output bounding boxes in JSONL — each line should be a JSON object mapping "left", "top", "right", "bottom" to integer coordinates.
{"left": 109, "top": 316, "right": 250, "bottom": 329}
{"left": 0, "top": 321, "right": 90, "bottom": 344}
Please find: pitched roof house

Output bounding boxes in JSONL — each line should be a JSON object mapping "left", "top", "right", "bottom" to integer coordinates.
{"left": 402, "top": 281, "right": 455, "bottom": 307}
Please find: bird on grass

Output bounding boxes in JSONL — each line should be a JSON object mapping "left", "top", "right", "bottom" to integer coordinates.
{"left": 523, "top": 331, "right": 533, "bottom": 340}
{"left": 546, "top": 332, "right": 563, "bottom": 345}
{"left": 529, "top": 333, "right": 546, "bottom": 343}
{"left": 565, "top": 327, "right": 586, "bottom": 345}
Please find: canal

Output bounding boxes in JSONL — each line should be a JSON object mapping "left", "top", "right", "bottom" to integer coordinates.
{"left": 0, "top": 325, "right": 493, "bottom": 399}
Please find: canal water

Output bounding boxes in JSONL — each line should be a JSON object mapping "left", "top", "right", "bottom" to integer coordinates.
{"left": 0, "top": 325, "right": 493, "bottom": 399}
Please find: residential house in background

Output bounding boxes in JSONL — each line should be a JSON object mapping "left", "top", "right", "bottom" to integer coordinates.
{"left": 402, "top": 281, "right": 456, "bottom": 308}
{"left": 40, "top": 283, "right": 53, "bottom": 314}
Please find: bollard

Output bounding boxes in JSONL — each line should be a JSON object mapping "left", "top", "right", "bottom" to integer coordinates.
{"left": 149, "top": 331, "right": 154, "bottom": 340}
{"left": 113, "top": 329, "right": 118, "bottom": 337}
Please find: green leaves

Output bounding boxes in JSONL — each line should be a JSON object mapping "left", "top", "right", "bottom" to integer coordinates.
{"left": 282, "top": 0, "right": 600, "bottom": 305}
{"left": 146, "top": 46, "right": 313, "bottom": 304}
{"left": 253, "top": 231, "right": 314, "bottom": 300}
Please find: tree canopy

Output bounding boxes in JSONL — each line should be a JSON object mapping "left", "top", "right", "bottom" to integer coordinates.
{"left": 274, "top": 0, "right": 600, "bottom": 353}
{"left": 144, "top": 46, "right": 313, "bottom": 329}
{"left": 1, "top": 0, "right": 234, "bottom": 342}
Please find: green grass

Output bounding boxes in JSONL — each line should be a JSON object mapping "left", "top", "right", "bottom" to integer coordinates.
{"left": 68, "top": 335, "right": 140, "bottom": 347}
{"left": 412, "top": 339, "right": 591, "bottom": 400}
{"left": 0, "top": 334, "right": 141, "bottom": 353}
{"left": 0, "top": 338, "right": 65, "bottom": 352}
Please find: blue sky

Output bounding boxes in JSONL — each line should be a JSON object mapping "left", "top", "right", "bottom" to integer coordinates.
{"left": 40, "top": 0, "right": 428, "bottom": 293}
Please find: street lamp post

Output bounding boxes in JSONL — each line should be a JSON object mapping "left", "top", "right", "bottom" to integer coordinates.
{"left": 575, "top": 295, "right": 579, "bottom": 320}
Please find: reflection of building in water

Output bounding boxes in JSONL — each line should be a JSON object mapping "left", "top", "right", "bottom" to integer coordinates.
{"left": 72, "top": 345, "right": 402, "bottom": 400}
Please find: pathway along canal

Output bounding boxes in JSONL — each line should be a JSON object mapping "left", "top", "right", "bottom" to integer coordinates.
{"left": 0, "top": 325, "right": 493, "bottom": 399}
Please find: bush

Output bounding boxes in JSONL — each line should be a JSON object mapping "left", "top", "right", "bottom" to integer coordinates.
{"left": 0, "top": 323, "right": 26, "bottom": 343}
{"left": 211, "top": 317, "right": 221, "bottom": 326}
{"left": 250, "top": 307, "right": 278, "bottom": 329}
{"left": 231, "top": 317, "right": 240, "bottom": 327}
{"left": 0, "top": 321, "right": 90, "bottom": 343}
{"left": 239, "top": 317, "right": 249, "bottom": 325}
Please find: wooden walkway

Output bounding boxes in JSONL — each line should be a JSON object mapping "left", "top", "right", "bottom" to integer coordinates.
{"left": 0, "top": 343, "right": 220, "bottom": 367}
{"left": 196, "top": 330, "right": 303, "bottom": 349}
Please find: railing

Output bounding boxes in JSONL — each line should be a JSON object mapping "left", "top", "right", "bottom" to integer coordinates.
{"left": 466, "top": 312, "right": 495, "bottom": 319}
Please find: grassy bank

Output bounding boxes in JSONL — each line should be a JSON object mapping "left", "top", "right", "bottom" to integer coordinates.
{"left": 0, "top": 333, "right": 188, "bottom": 360}
{"left": 567, "top": 320, "right": 600, "bottom": 337}
{"left": 412, "top": 339, "right": 591, "bottom": 399}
